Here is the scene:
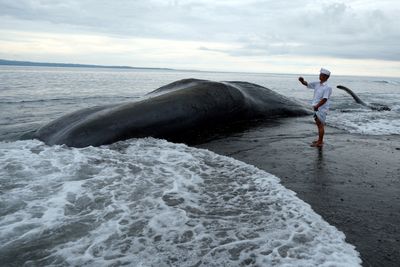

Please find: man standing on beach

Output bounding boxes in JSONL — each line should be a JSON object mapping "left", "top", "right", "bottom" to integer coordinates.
{"left": 298, "top": 68, "right": 332, "bottom": 147}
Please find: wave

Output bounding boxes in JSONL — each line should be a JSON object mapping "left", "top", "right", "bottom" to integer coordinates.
{"left": 329, "top": 110, "right": 400, "bottom": 135}
{"left": 0, "top": 139, "right": 361, "bottom": 266}
{"left": 372, "top": 80, "right": 400, "bottom": 85}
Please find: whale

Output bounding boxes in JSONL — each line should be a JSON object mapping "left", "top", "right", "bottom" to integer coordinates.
{"left": 30, "top": 79, "right": 312, "bottom": 147}
{"left": 337, "top": 85, "right": 391, "bottom": 111}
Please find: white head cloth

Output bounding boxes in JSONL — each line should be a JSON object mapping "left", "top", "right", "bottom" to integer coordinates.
{"left": 320, "top": 68, "right": 331, "bottom": 76}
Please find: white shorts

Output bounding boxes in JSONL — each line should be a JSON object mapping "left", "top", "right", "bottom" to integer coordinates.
{"left": 314, "top": 111, "right": 327, "bottom": 124}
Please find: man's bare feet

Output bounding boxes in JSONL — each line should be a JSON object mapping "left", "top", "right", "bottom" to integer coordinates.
{"left": 312, "top": 140, "right": 324, "bottom": 145}
{"left": 311, "top": 142, "right": 323, "bottom": 147}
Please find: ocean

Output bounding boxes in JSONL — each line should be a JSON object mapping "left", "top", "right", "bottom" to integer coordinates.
{"left": 1, "top": 66, "right": 399, "bottom": 266}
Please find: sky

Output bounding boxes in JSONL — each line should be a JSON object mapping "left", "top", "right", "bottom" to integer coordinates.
{"left": 0, "top": 0, "right": 399, "bottom": 77}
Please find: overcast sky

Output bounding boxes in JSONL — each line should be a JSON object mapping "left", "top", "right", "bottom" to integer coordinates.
{"left": 1, "top": 0, "right": 399, "bottom": 76}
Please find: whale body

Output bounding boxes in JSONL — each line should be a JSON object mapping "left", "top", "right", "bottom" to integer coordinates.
{"left": 32, "top": 79, "right": 312, "bottom": 147}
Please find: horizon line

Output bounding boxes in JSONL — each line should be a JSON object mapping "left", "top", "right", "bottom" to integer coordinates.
{"left": 0, "top": 58, "right": 398, "bottom": 79}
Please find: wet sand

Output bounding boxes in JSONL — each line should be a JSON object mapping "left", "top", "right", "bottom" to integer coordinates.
{"left": 196, "top": 117, "right": 400, "bottom": 267}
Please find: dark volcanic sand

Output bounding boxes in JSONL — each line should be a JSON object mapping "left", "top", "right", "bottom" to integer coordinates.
{"left": 196, "top": 117, "right": 400, "bottom": 267}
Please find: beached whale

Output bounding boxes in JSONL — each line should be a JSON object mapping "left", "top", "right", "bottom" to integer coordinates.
{"left": 337, "top": 85, "right": 391, "bottom": 111}
{"left": 31, "top": 79, "right": 312, "bottom": 147}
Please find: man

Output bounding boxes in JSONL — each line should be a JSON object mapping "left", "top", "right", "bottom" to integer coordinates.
{"left": 298, "top": 68, "right": 332, "bottom": 148}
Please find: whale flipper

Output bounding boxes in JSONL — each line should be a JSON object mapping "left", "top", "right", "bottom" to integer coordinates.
{"left": 336, "top": 85, "right": 390, "bottom": 111}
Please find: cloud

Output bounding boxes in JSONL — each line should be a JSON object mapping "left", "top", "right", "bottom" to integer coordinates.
{"left": 0, "top": 29, "right": 243, "bottom": 70}
{"left": 192, "top": 2, "right": 400, "bottom": 61}
{"left": 0, "top": 0, "right": 399, "bottom": 75}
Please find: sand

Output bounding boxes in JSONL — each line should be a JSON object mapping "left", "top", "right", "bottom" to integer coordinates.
{"left": 196, "top": 117, "right": 400, "bottom": 267}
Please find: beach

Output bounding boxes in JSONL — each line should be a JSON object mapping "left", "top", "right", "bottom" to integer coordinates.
{"left": 197, "top": 116, "right": 400, "bottom": 267}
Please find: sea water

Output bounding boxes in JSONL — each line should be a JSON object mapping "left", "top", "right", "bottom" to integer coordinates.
{"left": 1, "top": 66, "right": 399, "bottom": 266}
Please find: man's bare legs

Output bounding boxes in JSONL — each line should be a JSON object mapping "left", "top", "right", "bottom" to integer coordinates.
{"left": 311, "top": 117, "right": 324, "bottom": 147}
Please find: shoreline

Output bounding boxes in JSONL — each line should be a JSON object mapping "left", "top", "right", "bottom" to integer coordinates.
{"left": 196, "top": 117, "right": 400, "bottom": 267}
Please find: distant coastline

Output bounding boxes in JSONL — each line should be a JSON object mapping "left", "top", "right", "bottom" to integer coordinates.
{"left": 0, "top": 59, "right": 175, "bottom": 71}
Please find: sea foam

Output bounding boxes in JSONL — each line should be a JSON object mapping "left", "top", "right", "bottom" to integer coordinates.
{"left": 329, "top": 108, "right": 400, "bottom": 135}
{"left": 0, "top": 139, "right": 361, "bottom": 266}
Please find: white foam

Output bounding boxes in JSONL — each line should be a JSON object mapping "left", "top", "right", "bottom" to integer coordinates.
{"left": 329, "top": 109, "right": 400, "bottom": 135}
{"left": 0, "top": 139, "right": 361, "bottom": 266}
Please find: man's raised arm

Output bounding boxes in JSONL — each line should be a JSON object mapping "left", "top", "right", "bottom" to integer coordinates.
{"left": 298, "top": 77, "right": 308, "bottom": 86}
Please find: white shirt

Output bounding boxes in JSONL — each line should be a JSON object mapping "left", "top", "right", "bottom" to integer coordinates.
{"left": 307, "top": 81, "right": 332, "bottom": 113}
